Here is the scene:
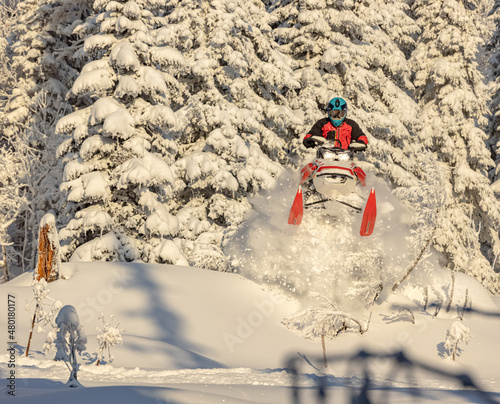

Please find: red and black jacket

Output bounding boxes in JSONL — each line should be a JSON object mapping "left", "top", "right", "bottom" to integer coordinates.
{"left": 303, "top": 118, "right": 368, "bottom": 149}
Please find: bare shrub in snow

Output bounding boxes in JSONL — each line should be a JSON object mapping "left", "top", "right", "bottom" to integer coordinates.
{"left": 459, "top": 289, "right": 472, "bottom": 321}
{"left": 391, "top": 151, "right": 445, "bottom": 294}
{"left": 446, "top": 271, "right": 456, "bottom": 313}
{"left": 26, "top": 278, "right": 63, "bottom": 357}
{"left": 96, "top": 312, "right": 125, "bottom": 365}
{"left": 189, "top": 245, "right": 231, "bottom": 272}
{"left": 287, "top": 292, "right": 371, "bottom": 339}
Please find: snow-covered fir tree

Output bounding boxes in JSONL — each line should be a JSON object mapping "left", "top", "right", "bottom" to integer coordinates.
{"left": 56, "top": 0, "right": 184, "bottom": 263}
{"left": 410, "top": 0, "right": 500, "bottom": 292}
{"left": 0, "top": 0, "right": 18, "bottom": 117}
{"left": 67, "top": 0, "right": 303, "bottom": 269}
{"left": 0, "top": 145, "right": 26, "bottom": 280}
{"left": 168, "top": 0, "right": 304, "bottom": 268}
{"left": 0, "top": 0, "right": 93, "bottom": 272}
{"left": 488, "top": 0, "right": 500, "bottom": 188}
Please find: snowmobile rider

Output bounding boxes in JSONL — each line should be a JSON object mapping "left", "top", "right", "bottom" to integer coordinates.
{"left": 303, "top": 97, "right": 368, "bottom": 151}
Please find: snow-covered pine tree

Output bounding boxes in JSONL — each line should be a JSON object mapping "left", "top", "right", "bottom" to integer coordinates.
{"left": 0, "top": 146, "right": 26, "bottom": 281}
{"left": 488, "top": 1, "right": 500, "bottom": 189}
{"left": 56, "top": 0, "right": 186, "bottom": 264}
{"left": 0, "top": 0, "right": 93, "bottom": 273}
{"left": 156, "top": 0, "right": 303, "bottom": 270}
{"left": 0, "top": 0, "right": 18, "bottom": 118}
{"left": 410, "top": 0, "right": 500, "bottom": 292}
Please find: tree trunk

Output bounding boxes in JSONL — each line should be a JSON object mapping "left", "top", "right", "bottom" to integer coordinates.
{"left": 25, "top": 307, "right": 38, "bottom": 357}
{"left": 321, "top": 326, "right": 328, "bottom": 369}
{"left": 36, "top": 224, "right": 57, "bottom": 282}
{"left": 392, "top": 220, "right": 438, "bottom": 292}
{"left": 446, "top": 271, "right": 456, "bottom": 313}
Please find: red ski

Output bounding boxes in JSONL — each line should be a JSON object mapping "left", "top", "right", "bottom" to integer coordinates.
{"left": 288, "top": 163, "right": 316, "bottom": 225}
{"left": 288, "top": 187, "right": 304, "bottom": 225}
{"left": 360, "top": 188, "right": 377, "bottom": 237}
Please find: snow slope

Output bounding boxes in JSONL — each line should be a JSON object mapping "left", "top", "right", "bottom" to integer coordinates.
{"left": 1, "top": 261, "right": 500, "bottom": 403}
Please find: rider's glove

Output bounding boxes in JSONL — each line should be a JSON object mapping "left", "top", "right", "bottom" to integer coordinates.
{"left": 303, "top": 137, "right": 316, "bottom": 149}
{"left": 349, "top": 141, "right": 367, "bottom": 152}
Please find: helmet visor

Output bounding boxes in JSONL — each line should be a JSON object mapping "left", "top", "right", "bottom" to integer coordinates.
{"left": 329, "top": 109, "right": 346, "bottom": 119}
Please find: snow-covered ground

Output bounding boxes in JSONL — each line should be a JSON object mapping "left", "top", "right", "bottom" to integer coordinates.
{"left": 1, "top": 170, "right": 499, "bottom": 403}
{"left": 1, "top": 261, "right": 500, "bottom": 403}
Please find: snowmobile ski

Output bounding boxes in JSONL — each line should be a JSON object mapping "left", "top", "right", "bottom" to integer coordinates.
{"left": 288, "top": 187, "right": 304, "bottom": 225}
{"left": 360, "top": 188, "right": 376, "bottom": 237}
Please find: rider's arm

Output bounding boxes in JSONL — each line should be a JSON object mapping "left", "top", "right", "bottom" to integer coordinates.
{"left": 348, "top": 120, "right": 368, "bottom": 145}
{"left": 303, "top": 119, "right": 328, "bottom": 146}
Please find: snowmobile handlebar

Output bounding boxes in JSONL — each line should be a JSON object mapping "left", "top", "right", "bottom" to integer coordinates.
{"left": 309, "top": 135, "right": 327, "bottom": 145}
{"left": 309, "top": 136, "right": 343, "bottom": 150}
{"left": 309, "top": 136, "right": 366, "bottom": 152}
{"left": 348, "top": 142, "right": 367, "bottom": 152}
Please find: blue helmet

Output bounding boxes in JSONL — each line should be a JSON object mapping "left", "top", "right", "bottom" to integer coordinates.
{"left": 326, "top": 97, "right": 347, "bottom": 127}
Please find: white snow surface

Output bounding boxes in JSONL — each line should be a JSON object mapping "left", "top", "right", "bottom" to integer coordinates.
{"left": 1, "top": 259, "right": 500, "bottom": 403}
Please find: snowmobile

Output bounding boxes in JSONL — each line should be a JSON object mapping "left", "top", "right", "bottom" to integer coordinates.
{"left": 288, "top": 136, "right": 377, "bottom": 236}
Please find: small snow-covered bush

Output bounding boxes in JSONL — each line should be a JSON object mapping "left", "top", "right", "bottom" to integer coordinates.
{"left": 283, "top": 292, "right": 370, "bottom": 340}
{"left": 54, "top": 305, "right": 87, "bottom": 387}
{"left": 189, "top": 244, "right": 231, "bottom": 272}
{"left": 443, "top": 321, "right": 472, "bottom": 361}
{"left": 96, "top": 312, "right": 125, "bottom": 365}
{"left": 283, "top": 292, "right": 371, "bottom": 368}
{"left": 26, "top": 278, "right": 62, "bottom": 357}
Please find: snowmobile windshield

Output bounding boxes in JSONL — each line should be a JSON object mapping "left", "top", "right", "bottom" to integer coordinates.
{"left": 317, "top": 145, "right": 352, "bottom": 161}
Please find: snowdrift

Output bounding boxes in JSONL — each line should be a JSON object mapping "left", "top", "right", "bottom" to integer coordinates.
{"left": 1, "top": 262, "right": 500, "bottom": 403}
